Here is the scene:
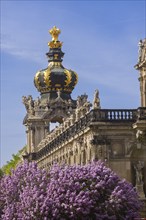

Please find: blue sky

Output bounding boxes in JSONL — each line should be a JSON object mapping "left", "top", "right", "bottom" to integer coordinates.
{"left": 1, "top": 0, "right": 146, "bottom": 167}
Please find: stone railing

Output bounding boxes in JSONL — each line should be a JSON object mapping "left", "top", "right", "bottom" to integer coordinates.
{"left": 24, "top": 108, "right": 138, "bottom": 161}
{"left": 90, "top": 109, "right": 137, "bottom": 122}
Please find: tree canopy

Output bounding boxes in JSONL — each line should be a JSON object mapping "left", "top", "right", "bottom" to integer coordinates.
{"left": 0, "top": 146, "right": 26, "bottom": 175}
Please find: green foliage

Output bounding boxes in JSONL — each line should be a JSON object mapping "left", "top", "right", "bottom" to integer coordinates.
{"left": 1, "top": 146, "right": 26, "bottom": 175}
{"left": 0, "top": 169, "right": 4, "bottom": 178}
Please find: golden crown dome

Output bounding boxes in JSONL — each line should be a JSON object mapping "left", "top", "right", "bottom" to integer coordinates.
{"left": 34, "top": 27, "right": 78, "bottom": 99}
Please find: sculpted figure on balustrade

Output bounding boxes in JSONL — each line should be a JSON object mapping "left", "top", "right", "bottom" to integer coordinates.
{"left": 93, "top": 89, "right": 101, "bottom": 109}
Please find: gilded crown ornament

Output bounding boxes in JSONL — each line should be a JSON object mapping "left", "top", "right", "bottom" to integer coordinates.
{"left": 49, "top": 26, "right": 60, "bottom": 41}
{"left": 34, "top": 26, "right": 78, "bottom": 98}
{"left": 48, "top": 26, "right": 63, "bottom": 48}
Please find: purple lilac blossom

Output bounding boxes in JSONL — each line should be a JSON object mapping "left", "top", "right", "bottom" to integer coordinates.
{"left": 0, "top": 161, "right": 141, "bottom": 220}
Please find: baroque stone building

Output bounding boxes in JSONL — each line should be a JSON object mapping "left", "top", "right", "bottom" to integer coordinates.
{"left": 23, "top": 27, "right": 146, "bottom": 212}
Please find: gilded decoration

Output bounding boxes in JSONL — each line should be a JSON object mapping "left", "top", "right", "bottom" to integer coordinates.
{"left": 48, "top": 62, "right": 62, "bottom": 69}
{"left": 74, "top": 71, "right": 78, "bottom": 85}
{"left": 34, "top": 71, "right": 41, "bottom": 90}
{"left": 54, "top": 54, "right": 58, "bottom": 60}
{"left": 49, "top": 26, "right": 61, "bottom": 41}
{"left": 55, "top": 84, "right": 61, "bottom": 87}
{"left": 44, "top": 68, "right": 51, "bottom": 87}
{"left": 48, "top": 41, "right": 62, "bottom": 49}
{"left": 48, "top": 26, "right": 63, "bottom": 49}
{"left": 64, "top": 69, "right": 72, "bottom": 87}
{"left": 34, "top": 27, "right": 78, "bottom": 95}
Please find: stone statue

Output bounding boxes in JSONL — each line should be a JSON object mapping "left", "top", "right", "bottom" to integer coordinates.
{"left": 83, "top": 101, "right": 92, "bottom": 113}
{"left": 138, "top": 39, "right": 143, "bottom": 62}
{"left": 82, "top": 94, "right": 88, "bottom": 105}
{"left": 22, "top": 95, "right": 34, "bottom": 115}
{"left": 70, "top": 113, "right": 75, "bottom": 125}
{"left": 136, "top": 129, "right": 143, "bottom": 139}
{"left": 93, "top": 89, "right": 101, "bottom": 109}
{"left": 27, "top": 95, "right": 34, "bottom": 115}
{"left": 134, "top": 161, "right": 144, "bottom": 185}
{"left": 34, "top": 97, "right": 41, "bottom": 110}
{"left": 77, "top": 96, "right": 82, "bottom": 108}
{"left": 22, "top": 96, "right": 29, "bottom": 111}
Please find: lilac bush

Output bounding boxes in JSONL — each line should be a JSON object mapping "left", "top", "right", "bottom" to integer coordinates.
{"left": 0, "top": 162, "right": 48, "bottom": 219}
{"left": 0, "top": 161, "right": 141, "bottom": 220}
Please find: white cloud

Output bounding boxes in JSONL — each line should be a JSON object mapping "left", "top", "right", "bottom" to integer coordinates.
{"left": 1, "top": 33, "right": 45, "bottom": 64}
